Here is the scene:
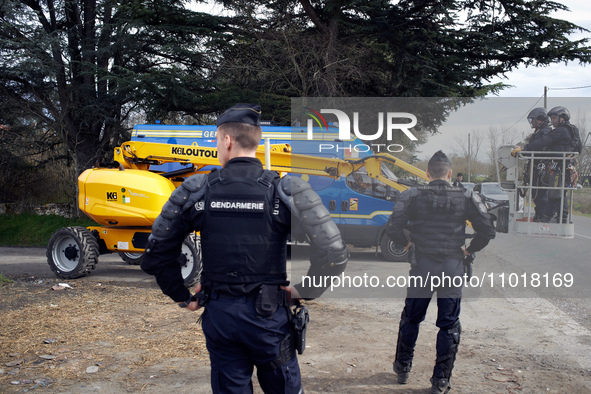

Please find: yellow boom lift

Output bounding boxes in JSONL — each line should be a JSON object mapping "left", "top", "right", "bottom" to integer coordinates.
{"left": 46, "top": 141, "right": 428, "bottom": 285}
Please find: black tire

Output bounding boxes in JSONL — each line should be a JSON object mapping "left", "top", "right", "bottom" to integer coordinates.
{"left": 47, "top": 227, "right": 99, "bottom": 279}
{"left": 379, "top": 235, "right": 408, "bottom": 262}
{"left": 118, "top": 252, "right": 144, "bottom": 265}
{"left": 180, "top": 234, "right": 202, "bottom": 288}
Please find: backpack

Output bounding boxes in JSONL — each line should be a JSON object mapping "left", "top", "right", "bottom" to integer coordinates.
{"left": 567, "top": 123, "right": 583, "bottom": 154}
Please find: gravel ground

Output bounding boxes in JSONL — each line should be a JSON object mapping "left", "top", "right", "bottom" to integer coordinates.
{"left": 1, "top": 275, "right": 591, "bottom": 393}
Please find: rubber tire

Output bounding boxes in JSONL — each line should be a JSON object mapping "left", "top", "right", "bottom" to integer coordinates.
{"left": 118, "top": 252, "right": 144, "bottom": 265}
{"left": 180, "top": 234, "right": 202, "bottom": 288}
{"left": 47, "top": 226, "right": 99, "bottom": 279}
{"left": 379, "top": 235, "right": 408, "bottom": 262}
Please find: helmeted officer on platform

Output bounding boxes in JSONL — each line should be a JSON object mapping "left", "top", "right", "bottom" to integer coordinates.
{"left": 520, "top": 107, "right": 552, "bottom": 221}
{"left": 386, "top": 150, "right": 496, "bottom": 394}
{"left": 141, "top": 103, "right": 348, "bottom": 394}
{"left": 512, "top": 106, "right": 576, "bottom": 222}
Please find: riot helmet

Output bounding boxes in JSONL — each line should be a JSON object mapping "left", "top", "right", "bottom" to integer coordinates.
{"left": 527, "top": 107, "right": 548, "bottom": 129}
{"left": 548, "top": 106, "right": 570, "bottom": 122}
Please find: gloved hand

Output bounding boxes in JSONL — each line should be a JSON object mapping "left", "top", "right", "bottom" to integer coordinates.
{"left": 511, "top": 146, "right": 522, "bottom": 157}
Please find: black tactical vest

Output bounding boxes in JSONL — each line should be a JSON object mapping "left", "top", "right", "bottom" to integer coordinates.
{"left": 409, "top": 184, "right": 467, "bottom": 254}
{"left": 549, "top": 124, "right": 574, "bottom": 152}
{"left": 200, "top": 170, "right": 287, "bottom": 284}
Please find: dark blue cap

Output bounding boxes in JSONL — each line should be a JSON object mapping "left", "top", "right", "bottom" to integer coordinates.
{"left": 216, "top": 103, "right": 262, "bottom": 127}
{"left": 428, "top": 150, "right": 451, "bottom": 165}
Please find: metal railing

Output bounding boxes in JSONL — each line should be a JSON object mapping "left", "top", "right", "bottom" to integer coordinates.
{"left": 495, "top": 145, "right": 577, "bottom": 237}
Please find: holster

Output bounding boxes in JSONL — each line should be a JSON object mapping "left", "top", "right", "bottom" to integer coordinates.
{"left": 255, "top": 284, "right": 282, "bottom": 318}
{"left": 256, "top": 298, "right": 308, "bottom": 373}
{"left": 291, "top": 302, "right": 310, "bottom": 355}
{"left": 193, "top": 290, "right": 209, "bottom": 307}
{"left": 463, "top": 253, "right": 475, "bottom": 280}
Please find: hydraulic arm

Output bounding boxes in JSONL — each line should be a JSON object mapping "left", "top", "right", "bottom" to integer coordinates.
{"left": 114, "top": 140, "right": 428, "bottom": 192}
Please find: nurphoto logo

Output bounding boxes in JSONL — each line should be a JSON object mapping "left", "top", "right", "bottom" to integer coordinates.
{"left": 304, "top": 107, "right": 418, "bottom": 153}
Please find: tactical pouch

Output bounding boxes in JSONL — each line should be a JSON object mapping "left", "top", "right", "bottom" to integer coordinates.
{"left": 255, "top": 284, "right": 279, "bottom": 318}
{"left": 547, "top": 167, "right": 562, "bottom": 200}
{"left": 257, "top": 333, "right": 295, "bottom": 372}
{"left": 279, "top": 333, "right": 295, "bottom": 363}
{"left": 291, "top": 304, "right": 310, "bottom": 355}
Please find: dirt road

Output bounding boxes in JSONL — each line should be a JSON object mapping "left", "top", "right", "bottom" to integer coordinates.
{"left": 1, "top": 246, "right": 590, "bottom": 393}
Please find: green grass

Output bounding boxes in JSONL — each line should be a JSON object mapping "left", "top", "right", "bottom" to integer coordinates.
{"left": 0, "top": 213, "right": 98, "bottom": 247}
{"left": 573, "top": 188, "right": 591, "bottom": 217}
{"left": 0, "top": 273, "right": 12, "bottom": 284}
{"left": 0, "top": 190, "right": 589, "bottom": 248}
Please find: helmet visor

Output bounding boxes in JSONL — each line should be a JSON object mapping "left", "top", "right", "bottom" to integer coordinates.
{"left": 528, "top": 117, "right": 536, "bottom": 128}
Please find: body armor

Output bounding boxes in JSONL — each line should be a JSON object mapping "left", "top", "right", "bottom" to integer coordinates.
{"left": 409, "top": 185, "right": 467, "bottom": 254}
{"left": 548, "top": 124, "right": 574, "bottom": 152}
{"left": 200, "top": 170, "right": 287, "bottom": 284}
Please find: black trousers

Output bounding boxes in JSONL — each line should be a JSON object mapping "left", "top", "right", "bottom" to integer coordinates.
{"left": 396, "top": 253, "right": 463, "bottom": 379}
{"left": 201, "top": 294, "right": 302, "bottom": 394}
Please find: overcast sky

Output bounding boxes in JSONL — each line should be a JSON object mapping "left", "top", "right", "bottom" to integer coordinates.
{"left": 491, "top": 0, "right": 591, "bottom": 98}
{"left": 419, "top": 0, "right": 591, "bottom": 160}
{"left": 191, "top": 1, "right": 591, "bottom": 159}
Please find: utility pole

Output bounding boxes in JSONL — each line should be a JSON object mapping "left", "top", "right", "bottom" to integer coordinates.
{"left": 544, "top": 86, "right": 548, "bottom": 109}
{"left": 468, "top": 133, "right": 471, "bottom": 182}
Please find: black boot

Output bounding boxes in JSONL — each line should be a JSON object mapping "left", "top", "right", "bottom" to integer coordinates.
{"left": 393, "top": 315, "right": 419, "bottom": 384}
{"left": 431, "top": 320, "right": 461, "bottom": 392}
{"left": 393, "top": 360, "right": 411, "bottom": 384}
{"left": 430, "top": 377, "right": 451, "bottom": 393}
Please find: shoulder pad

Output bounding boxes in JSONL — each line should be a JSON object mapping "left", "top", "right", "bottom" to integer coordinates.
{"left": 150, "top": 174, "right": 207, "bottom": 241}
{"left": 181, "top": 173, "right": 207, "bottom": 193}
{"left": 392, "top": 188, "right": 416, "bottom": 216}
{"left": 279, "top": 175, "right": 311, "bottom": 197}
{"left": 277, "top": 175, "right": 295, "bottom": 212}
{"left": 279, "top": 175, "right": 325, "bottom": 212}
{"left": 182, "top": 174, "right": 207, "bottom": 210}
{"left": 398, "top": 187, "right": 418, "bottom": 203}
{"left": 168, "top": 174, "right": 206, "bottom": 206}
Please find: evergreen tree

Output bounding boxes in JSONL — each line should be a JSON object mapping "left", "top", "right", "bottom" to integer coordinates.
{"left": 0, "top": 0, "right": 228, "bottom": 173}
{"left": 213, "top": 0, "right": 591, "bottom": 118}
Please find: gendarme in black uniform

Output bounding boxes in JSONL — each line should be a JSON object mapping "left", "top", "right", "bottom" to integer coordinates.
{"left": 199, "top": 157, "right": 289, "bottom": 295}
{"left": 518, "top": 106, "right": 577, "bottom": 222}
{"left": 521, "top": 107, "right": 551, "bottom": 222}
{"left": 452, "top": 173, "right": 463, "bottom": 188}
{"left": 386, "top": 150, "right": 495, "bottom": 394}
{"left": 141, "top": 104, "right": 348, "bottom": 394}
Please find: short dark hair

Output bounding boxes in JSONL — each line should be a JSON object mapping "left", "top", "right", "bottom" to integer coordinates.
{"left": 427, "top": 150, "right": 451, "bottom": 179}
{"left": 457, "top": 172, "right": 463, "bottom": 177}
{"left": 218, "top": 122, "right": 262, "bottom": 150}
{"left": 428, "top": 161, "right": 451, "bottom": 179}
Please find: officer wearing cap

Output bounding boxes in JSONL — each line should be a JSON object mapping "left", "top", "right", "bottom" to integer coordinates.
{"left": 141, "top": 103, "right": 348, "bottom": 393}
{"left": 386, "top": 150, "right": 495, "bottom": 394}
{"left": 452, "top": 173, "right": 463, "bottom": 188}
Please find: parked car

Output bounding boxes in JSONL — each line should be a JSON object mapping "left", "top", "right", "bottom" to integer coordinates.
{"left": 473, "top": 182, "right": 524, "bottom": 212}
{"left": 462, "top": 182, "right": 475, "bottom": 191}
